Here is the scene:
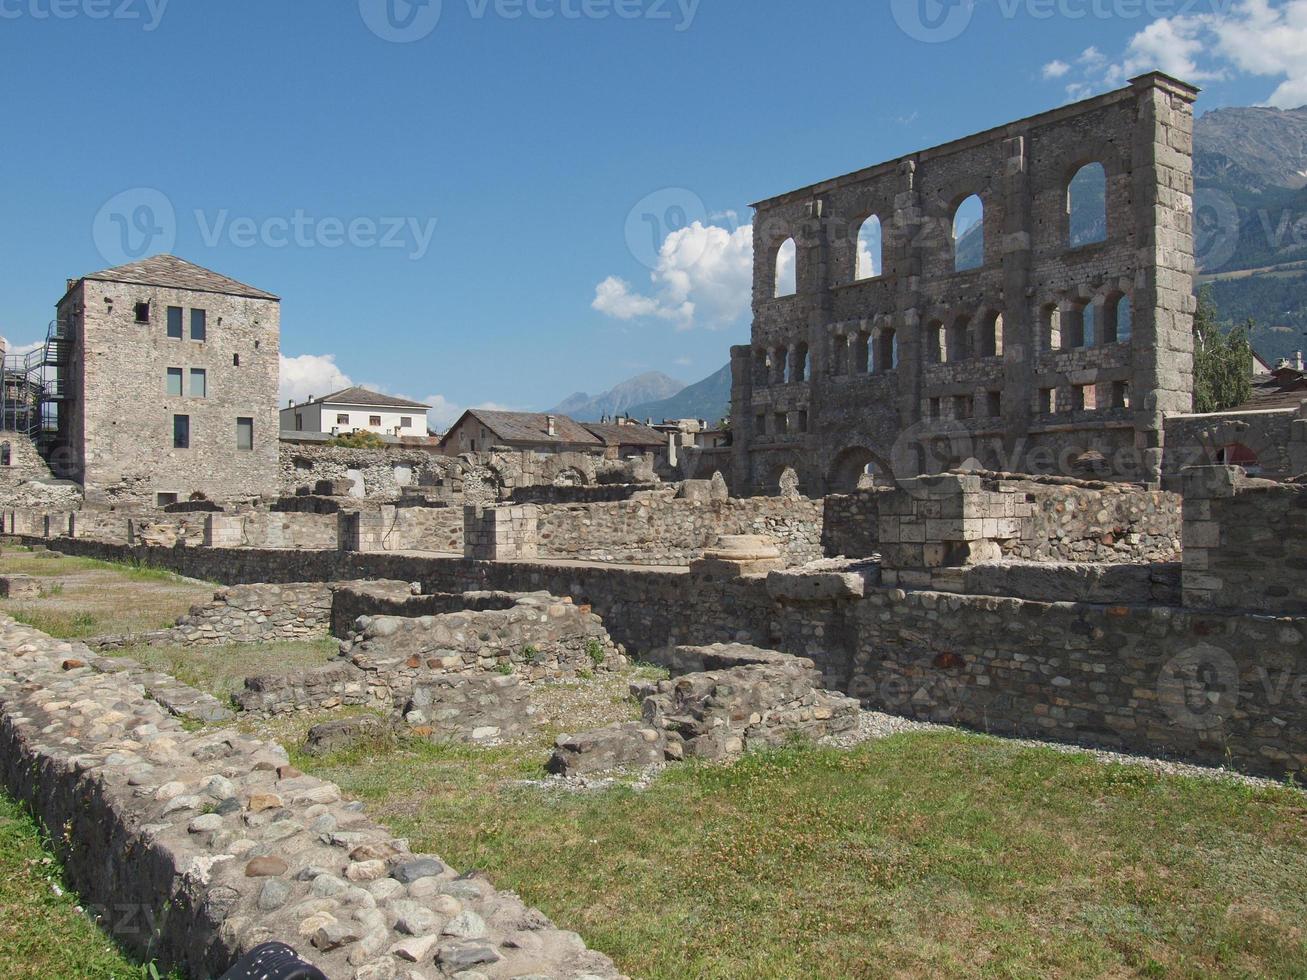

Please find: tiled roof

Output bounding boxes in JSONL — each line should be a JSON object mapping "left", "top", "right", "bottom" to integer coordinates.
{"left": 80, "top": 254, "right": 279, "bottom": 300}
{"left": 1236, "top": 369, "right": 1307, "bottom": 411}
{"left": 314, "top": 387, "right": 431, "bottom": 410}
{"left": 461, "top": 410, "right": 602, "bottom": 447}
{"left": 581, "top": 422, "right": 667, "bottom": 447}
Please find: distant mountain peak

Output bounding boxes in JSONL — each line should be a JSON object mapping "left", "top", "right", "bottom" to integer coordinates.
{"left": 547, "top": 371, "right": 685, "bottom": 422}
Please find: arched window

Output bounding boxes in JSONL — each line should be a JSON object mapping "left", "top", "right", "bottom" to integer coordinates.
{"left": 1102, "top": 294, "right": 1132, "bottom": 343}
{"left": 856, "top": 215, "right": 882, "bottom": 280}
{"left": 946, "top": 316, "right": 970, "bottom": 363}
{"left": 1041, "top": 304, "right": 1061, "bottom": 352}
{"left": 876, "top": 329, "right": 898, "bottom": 373}
{"left": 1216, "top": 443, "right": 1261, "bottom": 476}
{"left": 928, "top": 320, "right": 945, "bottom": 363}
{"left": 775, "top": 238, "right": 797, "bottom": 297}
{"left": 979, "top": 312, "right": 1004, "bottom": 358}
{"left": 1083, "top": 303, "right": 1097, "bottom": 347}
{"left": 953, "top": 195, "right": 984, "bottom": 272}
{"left": 792, "top": 343, "right": 809, "bottom": 383}
{"left": 853, "top": 332, "right": 870, "bottom": 374}
{"left": 1068, "top": 163, "right": 1107, "bottom": 248}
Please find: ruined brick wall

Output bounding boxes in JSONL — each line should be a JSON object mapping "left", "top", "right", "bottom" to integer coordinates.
{"left": 733, "top": 73, "right": 1197, "bottom": 495}
{"left": 1182, "top": 466, "right": 1307, "bottom": 615}
{"left": 1164, "top": 406, "right": 1307, "bottom": 483}
{"left": 533, "top": 492, "right": 825, "bottom": 566}
{"left": 61, "top": 279, "right": 280, "bottom": 506}
{"left": 280, "top": 442, "right": 455, "bottom": 499}
{"left": 995, "top": 478, "right": 1180, "bottom": 562}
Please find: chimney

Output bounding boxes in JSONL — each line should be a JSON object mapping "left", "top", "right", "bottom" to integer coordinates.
{"left": 288, "top": 398, "right": 294, "bottom": 407}
{"left": 1296, "top": 351, "right": 1304, "bottom": 372}
{"left": 546, "top": 415, "right": 557, "bottom": 437}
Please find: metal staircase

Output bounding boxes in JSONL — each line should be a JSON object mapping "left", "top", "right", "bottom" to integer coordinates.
{"left": 2, "top": 313, "right": 73, "bottom": 460}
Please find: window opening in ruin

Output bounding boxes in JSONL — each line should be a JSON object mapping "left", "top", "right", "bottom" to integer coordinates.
{"left": 856, "top": 215, "right": 882, "bottom": 280}
{"left": 929, "top": 397, "right": 941, "bottom": 419}
{"left": 979, "top": 312, "right": 1004, "bottom": 358}
{"left": 1038, "top": 388, "right": 1053, "bottom": 414}
{"left": 233, "top": 353, "right": 241, "bottom": 367}
{"left": 166, "top": 367, "right": 183, "bottom": 397}
{"left": 775, "top": 238, "right": 797, "bottom": 297}
{"left": 1083, "top": 303, "right": 1097, "bottom": 346}
{"left": 797, "top": 410, "right": 809, "bottom": 432}
{"left": 1041, "top": 305, "right": 1061, "bottom": 351}
{"left": 1068, "top": 163, "right": 1108, "bottom": 248}
{"left": 156, "top": 492, "right": 179, "bottom": 507}
{"left": 1216, "top": 442, "right": 1261, "bottom": 475}
{"left": 946, "top": 317, "right": 970, "bottom": 362}
{"left": 172, "top": 414, "right": 190, "bottom": 449}
{"left": 853, "top": 333, "right": 870, "bottom": 374}
{"left": 953, "top": 195, "right": 984, "bottom": 272}
{"left": 877, "top": 329, "right": 898, "bottom": 372}
{"left": 1112, "top": 380, "right": 1131, "bottom": 409}
{"left": 774, "top": 412, "right": 788, "bottom": 435}
{"left": 954, "top": 394, "right": 973, "bottom": 419}
{"left": 793, "top": 344, "right": 809, "bottom": 383}
{"left": 928, "top": 321, "right": 945, "bottom": 363}
{"left": 236, "top": 417, "right": 254, "bottom": 451}
{"left": 1063, "top": 305, "right": 1086, "bottom": 348}
{"left": 986, "top": 391, "right": 1002, "bottom": 417}
{"left": 1103, "top": 294, "right": 1132, "bottom": 344}
{"left": 134, "top": 302, "right": 151, "bottom": 323}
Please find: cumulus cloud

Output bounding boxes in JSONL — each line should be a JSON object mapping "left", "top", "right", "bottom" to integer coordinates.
{"left": 279, "top": 353, "right": 352, "bottom": 406}
{"left": 1, "top": 338, "right": 47, "bottom": 359}
{"left": 592, "top": 221, "right": 753, "bottom": 330}
{"left": 1047, "top": 1, "right": 1307, "bottom": 108}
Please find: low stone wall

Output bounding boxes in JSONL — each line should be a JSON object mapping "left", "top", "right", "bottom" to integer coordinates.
{"left": 1183, "top": 466, "right": 1307, "bottom": 615}
{"left": 329, "top": 587, "right": 516, "bottom": 639}
{"left": 534, "top": 492, "right": 825, "bottom": 567}
{"left": 235, "top": 663, "right": 370, "bottom": 717}
{"left": 929, "top": 560, "right": 1182, "bottom": 605}
{"left": 0, "top": 618, "right": 623, "bottom": 979}
{"left": 1164, "top": 405, "right": 1307, "bottom": 483}
{"left": 403, "top": 673, "right": 535, "bottom": 744}
{"left": 509, "top": 483, "right": 657, "bottom": 505}
{"left": 999, "top": 477, "right": 1181, "bottom": 563}
{"left": 342, "top": 593, "right": 626, "bottom": 709}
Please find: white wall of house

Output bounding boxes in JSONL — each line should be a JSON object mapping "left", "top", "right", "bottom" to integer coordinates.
{"left": 280, "top": 402, "right": 425, "bottom": 437}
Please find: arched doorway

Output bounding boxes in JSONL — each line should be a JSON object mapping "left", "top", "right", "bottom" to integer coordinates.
{"left": 828, "top": 447, "right": 889, "bottom": 493}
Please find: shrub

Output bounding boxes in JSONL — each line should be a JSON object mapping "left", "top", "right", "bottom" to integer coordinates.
{"left": 328, "top": 430, "right": 387, "bottom": 449}
{"left": 586, "top": 639, "right": 606, "bottom": 667}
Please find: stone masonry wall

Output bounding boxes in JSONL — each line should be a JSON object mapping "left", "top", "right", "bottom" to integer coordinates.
{"left": 1182, "top": 466, "right": 1307, "bottom": 615}
{"left": 0, "top": 617, "right": 623, "bottom": 978}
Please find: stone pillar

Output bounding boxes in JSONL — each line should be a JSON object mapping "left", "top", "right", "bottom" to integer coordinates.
{"left": 690, "top": 535, "right": 783, "bottom": 580}
{"left": 340, "top": 508, "right": 393, "bottom": 553}
{"left": 1131, "top": 72, "right": 1200, "bottom": 486}
{"left": 1000, "top": 134, "right": 1035, "bottom": 467}
{"left": 463, "top": 505, "right": 539, "bottom": 561}
{"left": 1180, "top": 464, "right": 1242, "bottom": 611}
{"left": 204, "top": 514, "right": 243, "bottom": 549}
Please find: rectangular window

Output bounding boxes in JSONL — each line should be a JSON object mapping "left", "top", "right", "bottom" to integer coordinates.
{"left": 336, "top": 413, "right": 349, "bottom": 425}
{"left": 773, "top": 412, "right": 788, "bottom": 435}
{"left": 797, "top": 410, "right": 808, "bottom": 433}
{"left": 166, "top": 367, "right": 183, "bottom": 397}
{"left": 369, "top": 415, "right": 382, "bottom": 427}
{"left": 1112, "top": 381, "right": 1130, "bottom": 409}
{"left": 166, "top": 306, "right": 183, "bottom": 339}
{"left": 1038, "top": 388, "right": 1054, "bottom": 414}
{"left": 929, "top": 397, "right": 941, "bottom": 420}
{"left": 1070, "top": 386, "right": 1087, "bottom": 411}
{"left": 135, "top": 302, "right": 151, "bottom": 323}
{"left": 172, "top": 414, "right": 190, "bottom": 449}
{"left": 190, "top": 309, "right": 207, "bottom": 341}
{"left": 156, "top": 492, "right": 179, "bottom": 507}
{"left": 236, "top": 417, "right": 254, "bottom": 451}
{"left": 295, "top": 413, "right": 304, "bottom": 431}
{"left": 400, "top": 417, "right": 413, "bottom": 428}
{"left": 189, "top": 368, "right": 207, "bottom": 397}
{"left": 233, "top": 354, "right": 241, "bottom": 367}
{"left": 954, "top": 395, "right": 973, "bottom": 419}
{"left": 986, "top": 391, "right": 1002, "bottom": 417}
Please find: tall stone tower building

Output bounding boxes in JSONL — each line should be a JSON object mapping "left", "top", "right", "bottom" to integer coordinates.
{"left": 52, "top": 255, "right": 281, "bottom": 506}
{"left": 731, "top": 72, "right": 1198, "bottom": 494}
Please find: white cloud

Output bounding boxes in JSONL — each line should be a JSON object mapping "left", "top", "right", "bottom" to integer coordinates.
{"left": 593, "top": 221, "right": 754, "bottom": 330}
{"left": 1, "top": 338, "right": 46, "bottom": 359}
{"left": 1047, "top": 1, "right": 1307, "bottom": 108}
{"left": 279, "top": 353, "right": 351, "bottom": 407}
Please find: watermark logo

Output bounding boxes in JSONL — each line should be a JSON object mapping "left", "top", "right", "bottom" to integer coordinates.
{"left": 624, "top": 187, "right": 708, "bottom": 270}
{"left": 1194, "top": 187, "right": 1240, "bottom": 272}
{"left": 92, "top": 188, "right": 176, "bottom": 266}
{"left": 359, "top": 0, "right": 443, "bottom": 42}
{"left": 0, "top": 0, "right": 170, "bottom": 30}
{"left": 891, "top": 0, "right": 976, "bottom": 43}
{"left": 1156, "top": 643, "right": 1240, "bottom": 731}
{"left": 888, "top": 418, "right": 980, "bottom": 497}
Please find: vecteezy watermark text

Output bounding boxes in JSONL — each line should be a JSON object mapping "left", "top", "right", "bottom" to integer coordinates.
{"left": 891, "top": 0, "right": 1233, "bottom": 43}
{"left": 358, "top": 0, "right": 698, "bottom": 43}
{"left": 92, "top": 188, "right": 438, "bottom": 265}
{"left": 0, "top": 0, "right": 169, "bottom": 30}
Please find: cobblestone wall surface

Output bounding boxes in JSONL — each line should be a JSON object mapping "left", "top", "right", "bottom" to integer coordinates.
{"left": 0, "top": 618, "right": 623, "bottom": 979}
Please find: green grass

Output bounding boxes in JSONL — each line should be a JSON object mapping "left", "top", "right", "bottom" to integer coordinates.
{"left": 109, "top": 639, "right": 341, "bottom": 702}
{"left": 302, "top": 729, "right": 1307, "bottom": 980}
{"left": 0, "top": 792, "right": 160, "bottom": 979}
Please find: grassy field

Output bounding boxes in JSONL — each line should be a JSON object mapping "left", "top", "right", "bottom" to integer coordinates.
{"left": 300, "top": 729, "right": 1307, "bottom": 980}
{"left": 0, "top": 546, "right": 213, "bottom": 639}
{"left": 0, "top": 793, "right": 158, "bottom": 979}
{"left": 110, "top": 638, "right": 340, "bottom": 702}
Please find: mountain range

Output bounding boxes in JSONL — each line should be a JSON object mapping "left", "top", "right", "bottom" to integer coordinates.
{"left": 549, "top": 104, "right": 1307, "bottom": 422}
{"left": 549, "top": 371, "right": 685, "bottom": 422}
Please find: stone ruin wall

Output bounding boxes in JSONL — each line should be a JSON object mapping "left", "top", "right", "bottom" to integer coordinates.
{"left": 1163, "top": 405, "right": 1307, "bottom": 484}
{"left": 733, "top": 73, "right": 1198, "bottom": 496}
{"left": 0, "top": 619, "right": 623, "bottom": 979}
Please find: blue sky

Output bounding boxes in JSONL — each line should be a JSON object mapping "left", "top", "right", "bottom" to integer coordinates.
{"left": 1, "top": 0, "right": 1303, "bottom": 427}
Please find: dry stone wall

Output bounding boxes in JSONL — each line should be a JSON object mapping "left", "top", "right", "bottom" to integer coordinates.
{"left": 0, "top": 618, "right": 624, "bottom": 978}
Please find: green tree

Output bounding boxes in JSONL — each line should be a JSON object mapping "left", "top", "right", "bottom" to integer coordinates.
{"left": 328, "top": 430, "right": 387, "bottom": 449}
{"left": 1193, "top": 288, "right": 1254, "bottom": 414}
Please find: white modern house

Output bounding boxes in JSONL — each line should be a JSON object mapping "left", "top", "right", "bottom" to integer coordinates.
{"left": 280, "top": 386, "right": 431, "bottom": 438}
